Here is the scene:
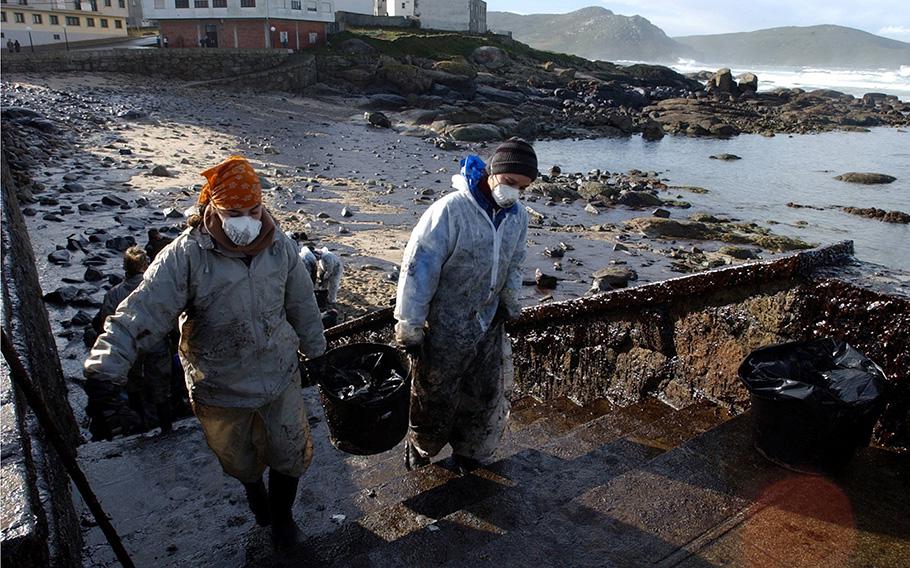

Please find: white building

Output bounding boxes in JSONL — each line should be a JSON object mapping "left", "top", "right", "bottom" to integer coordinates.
{"left": 1, "top": 0, "right": 130, "bottom": 48}
{"left": 378, "top": 0, "right": 485, "bottom": 33}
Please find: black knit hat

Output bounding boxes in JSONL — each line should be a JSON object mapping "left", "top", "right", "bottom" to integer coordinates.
{"left": 489, "top": 137, "right": 538, "bottom": 181}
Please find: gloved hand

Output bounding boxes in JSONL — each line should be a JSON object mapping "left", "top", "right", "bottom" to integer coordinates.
{"left": 83, "top": 378, "right": 141, "bottom": 440}
{"left": 494, "top": 291, "right": 522, "bottom": 325}
{"left": 394, "top": 321, "right": 425, "bottom": 355}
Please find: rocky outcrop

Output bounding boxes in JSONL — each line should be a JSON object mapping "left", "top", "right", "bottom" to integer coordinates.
{"left": 835, "top": 172, "right": 897, "bottom": 184}
{"left": 842, "top": 207, "right": 910, "bottom": 223}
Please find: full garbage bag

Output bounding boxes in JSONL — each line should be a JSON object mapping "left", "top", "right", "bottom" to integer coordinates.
{"left": 738, "top": 338, "right": 887, "bottom": 473}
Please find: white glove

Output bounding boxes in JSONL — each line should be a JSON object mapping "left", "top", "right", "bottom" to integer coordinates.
{"left": 394, "top": 321, "right": 425, "bottom": 349}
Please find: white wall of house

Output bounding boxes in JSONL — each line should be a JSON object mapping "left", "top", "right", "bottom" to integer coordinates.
{"left": 333, "top": 0, "right": 371, "bottom": 14}
{"left": 143, "top": 0, "right": 335, "bottom": 23}
{"left": 392, "top": 0, "right": 484, "bottom": 32}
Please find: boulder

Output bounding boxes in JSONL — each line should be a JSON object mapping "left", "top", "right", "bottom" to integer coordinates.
{"left": 736, "top": 72, "right": 758, "bottom": 92}
{"left": 578, "top": 181, "right": 616, "bottom": 201}
{"left": 471, "top": 46, "right": 510, "bottom": 70}
{"left": 641, "top": 120, "right": 665, "bottom": 141}
{"left": 432, "top": 59, "right": 477, "bottom": 78}
{"left": 43, "top": 286, "right": 79, "bottom": 305}
{"left": 377, "top": 56, "right": 433, "bottom": 95}
{"left": 48, "top": 250, "right": 71, "bottom": 265}
{"left": 625, "top": 217, "right": 713, "bottom": 239}
{"left": 476, "top": 85, "right": 526, "bottom": 105}
{"left": 709, "top": 153, "right": 741, "bottom": 161}
{"left": 364, "top": 111, "right": 392, "bottom": 129}
{"left": 592, "top": 266, "right": 637, "bottom": 288}
{"left": 150, "top": 165, "right": 173, "bottom": 177}
{"left": 359, "top": 94, "right": 409, "bottom": 111}
{"left": 616, "top": 191, "right": 662, "bottom": 208}
{"left": 338, "top": 38, "right": 375, "bottom": 56}
{"left": 447, "top": 123, "right": 504, "bottom": 142}
{"left": 105, "top": 236, "right": 137, "bottom": 252}
{"left": 711, "top": 68, "right": 736, "bottom": 94}
{"left": 101, "top": 194, "right": 129, "bottom": 207}
{"left": 535, "top": 268, "right": 557, "bottom": 290}
{"left": 529, "top": 182, "right": 580, "bottom": 201}
{"left": 717, "top": 245, "right": 759, "bottom": 259}
{"left": 834, "top": 172, "right": 896, "bottom": 184}
{"left": 652, "top": 208, "right": 671, "bottom": 219}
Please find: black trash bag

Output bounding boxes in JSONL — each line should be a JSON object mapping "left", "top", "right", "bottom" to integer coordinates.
{"left": 310, "top": 343, "right": 411, "bottom": 455}
{"left": 738, "top": 338, "right": 888, "bottom": 474}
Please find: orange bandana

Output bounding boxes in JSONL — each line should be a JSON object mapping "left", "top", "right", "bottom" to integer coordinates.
{"left": 197, "top": 155, "right": 262, "bottom": 209}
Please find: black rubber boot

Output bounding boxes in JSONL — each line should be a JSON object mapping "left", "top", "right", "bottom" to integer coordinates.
{"left": 268, "top": 470, "right": 300, "bottom": 549}
{"left": 452, "top": 454, "right": 482, "bottom": 476}
{"left": 156, "top": 402, "right": 173, "bottom": 434}
{"left": 242, "top": 479, "right": 271, "bottom": 527}
{"left": 405, "top": 440, "right": 430, "bottom": 472}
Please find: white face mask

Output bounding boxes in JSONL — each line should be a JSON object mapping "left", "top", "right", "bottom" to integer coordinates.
{"left": 492, "top": 184, "right": 521, "bottom": 208}
{"left": 220, "top": 214, "right": 262, "bottom": 246}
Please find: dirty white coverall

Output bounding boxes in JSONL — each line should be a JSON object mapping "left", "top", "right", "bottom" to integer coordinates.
{"left": 395, "top": 174, "right": 527, "bottom": 462}
{"left": 85, "top": 227, "right": 326, "bottom": 482}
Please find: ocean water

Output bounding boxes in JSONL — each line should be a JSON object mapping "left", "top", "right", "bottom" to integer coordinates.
{"left": 534, "top": 128, "right": 910, "bottom": 270}
{"left": 670, "top": 61, "right": 910, "bottom": 101}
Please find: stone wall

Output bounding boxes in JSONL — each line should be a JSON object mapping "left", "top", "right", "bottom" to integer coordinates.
{"left": 335, "top": 11, "right": 418, "bottom": 30}
{"left": 1, "top": 155, "right": 83, "bottom": 568}
{"left": 0, "top": 48, "right": 292, "bottom": 81}
{"left": 326, "top": 242, "right": 909, "bottom": 451}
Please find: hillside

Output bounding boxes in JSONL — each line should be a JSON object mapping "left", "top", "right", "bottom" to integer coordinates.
{"left": 487, "top": 7, "right": 693, "bottom": 63}
{"left": 676, "top": 25, "right": 910, "bottom": 68}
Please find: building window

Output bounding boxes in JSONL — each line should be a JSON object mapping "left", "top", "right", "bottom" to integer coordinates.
{"left": 16, "top": 0, "right": 26, "bottom": 5}
{"left": 86, "top": 16, "right": 94, "bottom": 25}
{"left": 14, "top": 11, "right": 24, "bottom": 22}
{"left": 308, "top": 31, "right": 317, "bottom": 44}
{"left": 401, "top": 2, "right": 405, "bottom": 8}
{"left": 0, "top": 12, "right": 5, "bottom": 22}
{"left": 290, "top": 0, "right": 300, "bottom": 9}
{"left": 212, "top": 0, "right": 225, "bottom": 6}
{"left": 194, "top": 0, "right": 207, "bottom": 7}
{"left": 306, "top": 0, "right": 315, "bottom": 11}
{"left": 90, "top": 0, "right": 97, "bottom": 10}
{"left": 49, "top": 14, "right": 59, "bottom": 23}
{"left": 118, "top": 0, "right": 124, "bottom": 7}
{"left": 100, "top": 18, "right": 108, "bottom": 26}
{"left": 66, "top": 15, "right": 79, "bottom": 24}
{"left": 104, "top": 0, "right": 110, "bottom": 5}
{"left": 175, "top": 0, "right": 188, "bottom": 7}
{"left": 54, "top": 33, "right": 61, "bottom": 39}
{"left": 114, "top": 18, "right": 121, "bottom": 27}
{"left": 32, "top": 13, "right": 41, "bottom": 23}
{"left": 240, "top": 0, "right": 254, "bottom": 6}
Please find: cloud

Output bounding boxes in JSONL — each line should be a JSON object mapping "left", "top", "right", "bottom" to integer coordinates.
{"left": 878, "top": 25, "right": 910, "bottom": 36}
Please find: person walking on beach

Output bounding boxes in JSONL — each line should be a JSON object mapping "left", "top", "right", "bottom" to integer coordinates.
{"left": 6, "top": 39, "right": 14, "bottom": 53}
{"left": 90, "top": 246, "right": 174, "bottom": 436}
{"left": 162, "top": 35, "right": 169, "bottom": 48}
{"left": 13, "top": 40, "right": 21, "bottom": 53}
{"left": 394, "top": 138, "right": 536, "bottom": 473}
{"left": 84, "top": 155, "right": 326, "bottom": 549}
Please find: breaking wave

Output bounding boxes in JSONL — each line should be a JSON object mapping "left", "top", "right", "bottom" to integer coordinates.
{"left": 671, "top": 60, "right": 910, "bottom": 101}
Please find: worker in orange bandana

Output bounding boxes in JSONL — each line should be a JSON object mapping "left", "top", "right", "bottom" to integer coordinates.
{"left": 85, "top": 155, "right": 326, "bottom": 549}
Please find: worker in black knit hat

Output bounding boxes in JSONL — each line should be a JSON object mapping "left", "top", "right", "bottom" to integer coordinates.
{"left": 394, "top": 137, "right": 537, "bottom": 473}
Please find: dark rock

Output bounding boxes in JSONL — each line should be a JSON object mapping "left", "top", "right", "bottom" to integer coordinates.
{"left": 592, "top": 266, "right": 637, "bottom": 288}
{"left": 736, "top": 72, "right": 758, "bottom": 92}
{"left": 61, "top": 182, "right": 85, "bottom": 193}
{"left": 43, "top": 213, "right": 65, "bottom": 222}
{"left": 364, "top": 112, "right": 392, "bottom": 129}
{"left": 842, "top": 207, "right": 910, "bottom": 224}
{"left": 535, "top": 268, "right": 558, "bottom": 290}
{"left": 359, "top": 94, "right": 409, "bottom": 111}
{"left": 70, "top": 310, "right": 93, "bottom": 327}
{"left": 717, "top": 245, "right": 759, "bottom": 259}
{"left": 616, "top": 191, "right": 662, "bottom": 208}
{"left": 341, "top": 207, "right": 353, "bottom": 218}
{"left": 118, "top": 148, "right": 133, "bottom": 155}
{"left": 476, "top": 85, "right": 526, "bottom": 105}
{"left": 338, "top": 38, "right": 376, "bottom": 55}
{"left": 84, "top": 267, "right": 105, "bottom": 282}
{"left": 150, "top": 165, "right": 173, "bottom": 177}
{"left": 834, "top": 172, "right": 896, "bottom": 184}
{"left": 105, "top": 236, "right": 137, "bottom": 252}
{"left": 43, "top": 286, "right": 79, "bottom": 305}
{"left": 163, "top": 207, "right": 184, "bottom": 219}
{"left": 118, "top": 109, "right": 147, "bottom": 120}
{"left": 102, "top": 195, "right": 128, "bottom": 207}
{"left": 448, "top": 123, "right": 503, "bottom": 142}
{"left": 652, "top": 208, "right": 671, "bottom": 218}
{"left": 22, "top": 207, "right": 37, "bottom": 216}
{"left": 108, "top": 274, "right": 124, "bottom": 286}
{"left": 710, "top": 153, "right": 741, "bottom": 161}
{"left": 48, "top": 249, "right": 71, "bottom": 264}
{"left": 641, "top": 120, "right": 665, "bottom": 141}
{"left": 471, "top": 46, "right": 509, "bottom": 69}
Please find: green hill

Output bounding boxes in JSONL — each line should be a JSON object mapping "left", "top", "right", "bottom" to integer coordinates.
{"left": 487, "top": 7, "right": 694, "bottom": 63}
{"left": 676, "top": 25, "right": 910, "bottom": 68}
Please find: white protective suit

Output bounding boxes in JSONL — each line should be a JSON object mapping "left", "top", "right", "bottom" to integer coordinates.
{"left": 394, "top": 174, "right": 527, "bottom": 461}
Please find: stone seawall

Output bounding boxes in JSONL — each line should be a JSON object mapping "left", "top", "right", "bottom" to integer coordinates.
{"left": 325, "top": 242, "right": 909, "bottom": 451}
{"left": 0, "top": 48, "right": 313, "bottom": 89}
{"left": 1, "top": 155, "right": 83, "bottom": 567}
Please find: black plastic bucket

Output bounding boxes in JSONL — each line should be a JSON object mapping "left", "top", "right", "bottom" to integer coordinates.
{"left": 313, "top": 343, "right": 411, "bottom": 456}
{"left": 738, "top": 339, "right": 887, "bottom": 474}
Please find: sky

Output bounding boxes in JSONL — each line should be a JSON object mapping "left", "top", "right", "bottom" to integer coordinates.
{"left": 486, "top": 1, "right": 910, "bottom": 41}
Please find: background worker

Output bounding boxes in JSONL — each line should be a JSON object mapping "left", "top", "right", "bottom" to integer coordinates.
{"left": 394, "top": 138, "right": 537, "bottom": 473}
{"left": 84, "top": 155, "right": 326, "bottom": 548}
